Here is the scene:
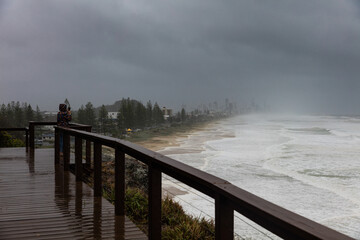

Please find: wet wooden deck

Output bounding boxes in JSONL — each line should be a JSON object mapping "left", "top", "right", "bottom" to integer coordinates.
{"left": 0, "top": 148, "right": 147, "bottom": 240}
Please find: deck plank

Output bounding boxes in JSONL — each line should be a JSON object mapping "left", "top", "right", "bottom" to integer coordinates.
{"left": 0, "top": 148, "right": 147, "bottom": 240}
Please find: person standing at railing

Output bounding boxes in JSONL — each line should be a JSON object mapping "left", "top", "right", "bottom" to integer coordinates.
{"left": 57, "top": 103, "right": 72, "bottom": 156}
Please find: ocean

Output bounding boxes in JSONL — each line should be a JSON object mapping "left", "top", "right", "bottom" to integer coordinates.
{"left": 159, "top": 114, "right": 360, "bottom": 239}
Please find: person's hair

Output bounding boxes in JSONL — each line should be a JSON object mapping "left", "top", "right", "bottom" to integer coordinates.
{"left": 59, "top": 104, "right": 67, "bottom": 112}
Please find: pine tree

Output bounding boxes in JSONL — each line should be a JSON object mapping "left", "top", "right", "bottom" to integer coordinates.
{"left": 98, "top": 105, "right": 108, "bottom": 134}
{"left": 77, "top": 105, "right": 86, "bottom": 124}
{"left": 14, "top": 101, "right": 23, "bottom": 127}
{"left": 181, "top": 108, "right": 186, "bottom": 122}
{"left": 25, "top": 104, "right": 34, "bottom": 123}
{"left": 146, "top": 101, "right": 153, "bottom": 126}
{"left": 126, "top": 98, "right": 134, "bottom": 128}
{"left": 84, "top": 102, "right": 96, "bottom": 127}
{"left": 64, "top": 98, "right": 71, "bottom": 110}
{"left": 0, "top": 104, "right": 8, "bottom": 127}
{"left": 153, "top": 102, "right": 164, "bottom": 125}
{"left": 35, "top": 105, "right": 43, "bottom": 122}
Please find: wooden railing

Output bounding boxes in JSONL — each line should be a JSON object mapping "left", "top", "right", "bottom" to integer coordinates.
{"left": 55, "top": 126, "right": 355, "bottom": 240}
{"left": 0, "top": 121, "right": 91, "bottom": 156}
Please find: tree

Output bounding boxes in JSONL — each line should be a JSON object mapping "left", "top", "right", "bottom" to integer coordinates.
{"left": 98, "top": 105, "right": 108, "bottom": 134}
{"left": 84, "top": 102, "right": 96, "bottom": 127}
{"left": 14, "top": 102, "right": 23, "bottom": 127}
{"left": 181, "top": 108, "right": 186, "bottom": 122}
{"left": 35, "top": 105, "right": 43, "bottom": 122}
{"left": 134, "top": 102, "right": 146, "bottom": 128}
{"left": 146, "top": 101, "right": 153, "bottom": 126}
{"left": 117, "top": 108, "right": 125, "bottom": 132}
{"left": 0, "top": 104, "right": 8, "bottom": 127}
{"left": 153, "top": 102, "right": 164, "bottom": 125}
{"left": 25, "top": 104, "right": 34, "bottom": 123}
{"left": 64, "top": 98, "right": 71, "bottom": 110}
{"left": 77, "top": 105, "right": 86, "bottom": 124}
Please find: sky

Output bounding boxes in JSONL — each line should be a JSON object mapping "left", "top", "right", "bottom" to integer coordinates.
{"left": 0, "top": 0, "right": 360, "bottom": 113}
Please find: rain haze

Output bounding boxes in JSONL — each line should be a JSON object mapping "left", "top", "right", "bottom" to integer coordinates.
{"left": 0, "top": 0, "right": 360, "bottom": 113}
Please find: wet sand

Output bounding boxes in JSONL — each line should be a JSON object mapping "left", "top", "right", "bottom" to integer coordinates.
{"left": 136, "top": 122, "right": 215, "bottom": 152}
{"left": 135, "top": 122, "right": 217, "bottom": 198}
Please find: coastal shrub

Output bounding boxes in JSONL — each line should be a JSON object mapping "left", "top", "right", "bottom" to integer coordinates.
{"left": 162, "top": 218, "right": 215, "bottom": 240}
{"left": 125, "top": 188, "right": 148, "bottom": 224}
{"left": 101, "top": 185, "right": 215, "bottom": 239}
{"left": 161, "top": 197, "right": 188, "bottom": 225}
{"left": 125, "top": 158, "right": 148, "bottom": 192}
{"left": 0, "top": 131, "right": 25, "bottom": 147}
{"left": 161, "top": 197, "right": 215, "bottom": 239}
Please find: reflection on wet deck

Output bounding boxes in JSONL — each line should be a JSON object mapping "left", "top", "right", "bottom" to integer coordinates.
{"left": 0, "top": 148, "right": 147, "bottom": 240}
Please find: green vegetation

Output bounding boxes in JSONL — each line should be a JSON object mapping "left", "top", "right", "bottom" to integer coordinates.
{"left": 0, "top": 131, "right": 25, "bottom": 147}
{"left": 0, "top": 101, "right": 42, "bottom": 128}
{"left": 103, "top": 186, "right": 215, "bottom": 239}
{"left": 74, "top": 97, "right": 239, "bottom": 137}
{"left": 101, "top": 155, "right": 215, "bottom": 239}
{"left": 76, "top": 98, "right": 166, "bottom": 134}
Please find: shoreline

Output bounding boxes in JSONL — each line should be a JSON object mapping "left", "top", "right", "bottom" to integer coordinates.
{"left": 134, "top": 121, "right": 217, "bottom": 152}
{"left": 134, "top": 120, "right": 221, "bottom": 198}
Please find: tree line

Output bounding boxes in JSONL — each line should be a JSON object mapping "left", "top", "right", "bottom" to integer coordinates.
{"left": 0, "top": 101, "right": 42, "bottom": 128}
{"left": 0, "top": 101, "right": 43, "bottom": 147}
{"left": 76, "top": 98, "right": 165, "bottom": 135}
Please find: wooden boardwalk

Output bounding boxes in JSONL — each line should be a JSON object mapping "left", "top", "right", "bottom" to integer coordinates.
{"left": 0, "top": 148, "right": 147, "bottom": 240}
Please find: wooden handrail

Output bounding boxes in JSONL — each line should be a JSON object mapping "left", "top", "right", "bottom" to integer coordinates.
{"left": 28, "top": 122, "right": 92, "bottom": 164}
{"left": 55, "top": 126, "right": 354, "bottom": 240}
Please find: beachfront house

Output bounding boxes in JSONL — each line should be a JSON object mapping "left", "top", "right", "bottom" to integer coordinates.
{"left": 108, "top": 112, "right": 119, "bottom": 120}
{"left": 162, "top": 107, "right": 173, "bottom": 120}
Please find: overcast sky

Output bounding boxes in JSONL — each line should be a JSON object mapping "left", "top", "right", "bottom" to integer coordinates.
{"left": 0, "top": 0, "right": 359, "bottom": 113}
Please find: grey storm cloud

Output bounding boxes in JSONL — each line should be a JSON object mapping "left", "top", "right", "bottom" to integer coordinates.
{"left": 0, "top": 0, "right": 360, "bottom": 113}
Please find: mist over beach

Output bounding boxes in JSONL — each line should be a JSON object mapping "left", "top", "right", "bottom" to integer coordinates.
{"left": 159, "top": 114, "right": 360, "bottom": 239}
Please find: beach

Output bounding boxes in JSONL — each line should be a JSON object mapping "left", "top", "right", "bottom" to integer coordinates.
{"left": 147, "top": 114, "right": 360, "bottom": 239}
{"left": 135, "top": 122, "right": 218, "bottom": 152}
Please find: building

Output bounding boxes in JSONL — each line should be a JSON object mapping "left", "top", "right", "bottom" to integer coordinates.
{"left": 42, "top": 133, "right": 55, "bottom": 141}
{"left": 43, "top": 111, "right": 58, "bottom": 117}
{"left": 162, "top": 107, "right": 173, "bottom": 120}
{"left": 108, "top": 112, "right": 119, "bottom": 120}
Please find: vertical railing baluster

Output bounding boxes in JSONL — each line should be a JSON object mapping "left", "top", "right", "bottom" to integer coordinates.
{"left": 25, "top": 128, "right": 29, "bottom": 152}
{"left": 215, "top": 195, "right": 234, "bottom": 240}
{"left": 149, "top": 164, "right": 162, "bottom": 240}
{"left": 75, "top": 136, "right": 82, "bottom": 182}
{"left": 29, "top": 122, "right": 35, "bottom": 150}
{"left": 115, "top": 148, "right": 125, "bottom": 216}
{"left": 63, "top": 132, "right": 70, "bottom": 171}
{"left": 55, "top": 128, "right": 60, "bottom": 164}
{"left": 94, "top": 142, "right": 102, "bottom": 197}
{"left": 86, "top": 127, "right": 92, "bottom": 166}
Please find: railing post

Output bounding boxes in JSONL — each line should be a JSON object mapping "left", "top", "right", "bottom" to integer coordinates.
{"left": 94, "top": 142, "right": 102, "bottom": 197}
{"left": 75, "top": 136, "right": 82, "bottom": 182}
{"left": 86, "top": 127, "right": 92, "bottom": 167}
{"left": 54, "top": 128, "right": 60, "bottom": 164}
{"left": 29, "top": 122, "right": 35, "bottom": 150}
{"left": 215, "top": 194, "right": 234, "bottom": 240}
{"left": 25, "top": 128, "right": 29, "bottom": 152}
{"left": 115, "top": 148, "right": 125, "bottom": 216}
{"left": 63, "top": 132, "right": 70, "bottom": 171}
{"left": 148, "top": 164, "right": 162, "bottom": 240}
